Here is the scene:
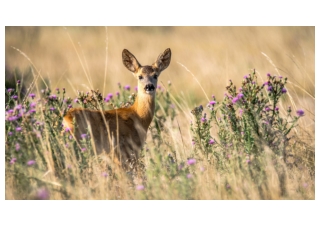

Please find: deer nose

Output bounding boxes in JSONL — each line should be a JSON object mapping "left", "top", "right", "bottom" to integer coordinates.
{"left": 144, "top": 84, "right": 155, "bottom": 92}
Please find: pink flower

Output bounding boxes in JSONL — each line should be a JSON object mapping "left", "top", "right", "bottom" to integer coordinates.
{"left": 136, "top": 185, "right": 145, "bottom": 190}
{"left": 187, "top": 158, "right": 196, "bottom": 165}
{"left": 27, "top": 160, "right": 36, "bottom": 166}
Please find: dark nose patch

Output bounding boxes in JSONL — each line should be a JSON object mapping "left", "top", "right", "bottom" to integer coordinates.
{"left": 144, "top": 84, "right": 155, "bottom": 92}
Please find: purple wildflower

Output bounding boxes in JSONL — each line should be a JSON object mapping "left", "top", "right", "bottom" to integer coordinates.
{"left": 81, "top": 148, "right": 86, "bottom": 152}
{"left": 237, "top": 93, "right": 244, "bottom": 99}
{"left": 275, "top": 106, "right": 279, "bottom": 111}
{"left": 7, "top": 109, "right": 14, "bottom": 114}
{"left": 8, "top": 116, "right": 18, "bottom": 121}
{"left": 244, "top": 75, "right": 248, "bottom": 79}
{"left": 267, "top": 86, "right": 273, "bottom": 92}
{"left": 192, "top": 140, "right": 195, "bottom": 146}
{"left": 65, "top": 127, "right": 71, "bottom": 132}
{"left": 134, "top": 86, "right": 138, "bottom": 92}
{"left": 12, "top": 95, "right": 18, "bottom": 100}
{"left": 16, "top": 127, "right": 22, "bottom": 132}
{"left": 30, "top": 102, "right": 36, "bottom": 108}
{"left": 116, "top": 91, "right": 120, "bottom": 97}
{"left": 170, "top": 104, "right": 175, "bottom": 109}
{"left": 187, "top": 174, "right": 192, "bottom": 179}
{"left": 263, "top": 81, "right": 270, "bottom": 86}
{"left": 10, "top": 158, "right": 17, "bottom": 165}
{"left": 279, "top": 76, "right": 283, "bottom": 79}
{"left": 303, "top": 183, "right": 308, "bottom": 188}
{"left": 267, "top": 73, "right": 271, "bottom": 77}
{"left": 136, "top": 185, "right": 145, "bottom": 190}
{"left": 15, "top": 143, "right": 20, "bottom": 151}
{"left": 101, "top": 172, "right": 108, "bottom": 177}
{"left": 74, "top": 98, "right": 78, "bottom": 103}
{"left": 209, "top": 139, "right": 215, "bottom": 145}
{"left": 296, "top": 109, "right": 305, "bottom": 117}
{"left": 81, "top": 134, "right": 87, "bottom": 139}
{"left": 201, "top": 117, "right": 207, "bottom": 123}
{"left": 187, "top": 158, "right": 196, "bottom": 165}
{"left": 232, "top": 97, "right": 239, "bottom": 104}
{"left": 68, "top": 104, "right": 72, "bottom": 109}
{"left": 27, "top": 160, "right": 36, "bottom": 166}
{"left": 49, "top": 95, "right": 57, "bottom": 100}
{"left": 104, "top": 97, "right": 110, "bottom": 102}
{"left": 15, "top": 104, "right": 22, "bottom": 110}
{"left": 7, "top": 88, "right": 14, "bottom": 93}
{"left": 226, "top": 184, "right": 231, "bottom": 189}
{"left": 124, "top": 85, "right": 130, "bottom": 91}
{"left": 36, "top": 188, "right": 50, "bottom": 200}
{"left": 281, "top": 88, "right": 287, "bottom": 93}
{"left": 8, "top": 131, "right": 13, "bottom": 136}
{"left": 17, "top": 80, "right": 21, "bottom": 84}
{"left": 49, "top": 107, "right": 55, "bottom": 111}
{"left": 265, "top": 106, "right": 270, "bottom": 112}
{"left": 107, "top": 93, "right": 113, "bottom": 99}
{"left": 200, "top": 166, "right": 206, "bottom": 172}
{"left": 209, "top": 101, "right": 216, "bottom": 106}
{"left": 29, "top": 93, "right": 36, "bottom": 99}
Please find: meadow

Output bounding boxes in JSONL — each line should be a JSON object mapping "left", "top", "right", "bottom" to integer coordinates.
{"left": 5, "top": 26, "right": 315, "bottom": 199}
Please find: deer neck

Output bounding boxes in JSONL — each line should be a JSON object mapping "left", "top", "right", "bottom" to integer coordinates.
{"left": 131, "top": 92, "right": 155, "bottom": 130}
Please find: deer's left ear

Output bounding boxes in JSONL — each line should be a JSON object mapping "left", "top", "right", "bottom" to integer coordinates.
{"left": 154, "top": 48, "right": 171, "bottom": 72}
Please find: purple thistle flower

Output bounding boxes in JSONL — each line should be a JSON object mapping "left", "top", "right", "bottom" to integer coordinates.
{"left": 30, "top": 102, "right": 36, "bottom": 108}
{"left": 29, "top": 93, "right": 36, "bottom": 99}
{"left": 263, "top": 81, "right": 270, "bottom": 86}
{"left": 107, "top": 93, "right": 113, "bottom": 99}
{"left": 275, "top": 106, "right": 279, "bottom": 111}
{"left": 281, "top": 88, "right": 287, "bottom": 93}
{"left": 209, "top": 139, "right": 215, "bottom": 145}
{"left": 15, "top": 104, "right": 22, "bottom": 110}
{"left": 279, "top": 76, "right": 283, "bottom": 79}
{"left": 200, "top": 166, "right": 206, "bottom": 172}
{"left": 101, "top": 172, "right": 108, "bottom": 177}
{"left": 232, "top": 97, "right": 239, "bottom": 104}
{"left": 170, "top": 104, "right": 175, "bottom": 109}
{"left": 201, "top": 117, "right": 207, "bottom": 123}
{"left": 134, "top": 86, "right": 138, "bottom": 92}
{"left": 226, "top": 184, "right": 231, "bottom": 189}
{"left": 12, "top": 95, "right": 18, "bottom": 100}
{"left": 116, "top": 91, "right": 120, "bottom": 96}
{"left": 81, "top": 148, "right": 86, "bottom": 152}
{"left": 8, "top": 131, "right": 13, "bottom": 136}
{"left": 7, "top": 88, "right": 14, "bottom": 93}
{"left": 187, "top": 174, "right": 192, "bottom": 179}
{"left": 187, "top": 158, "right": 196, "bottom": 165}
{"left": 36, "top": 188, "right": 50, "bottom": 200}
{"left": 7, "top": 109, "right": 14, "bottom": 114}
{"left": 209, "top": 101, "right": 216, "bottom": 106}
{"left": 49, "top": 107, "right": 55, "bottom": 111}
{"left": 74, "top": 98, "right": 78, "bottom": 103}
{"left": 267, "top": 86, "right": 273, "bottom": 91}
{"left": 237, "top": 93, "right": 244, "bottom": 99}
{"left": 16, "top": 127, "right": 22, "bottom": 132}
{"left": 265, "top": 106, "right": 270, "bottom": 112}
{"left": 17, "top": 80, "right": 21, "bottom": 84}
{"left": 136, "top": 185, "right": 145, "bottom": 190}
{"left": 303, "top": 183, "right": 308, "bottom": 188}
{"left": 192, "top": 140, "right": 195, "bottom": 146}
{"left": 296, "top": 109, "right": 305, "bottom": 117}
{"left": 244, "top": 75, "right": 248, "bottom": 79}
{"left": 65, "top": 127, "right": 71, "bottom": 132}
{"left": 68, "top": 104, "right": 72, "bottom": 109}
{"left": 267, "top": 73, "right": 271, "bottom": 77}
{"left": 124, "top": 85, "right": 130, "bottom": 91}
{"left": 49, "top": 95, "right": 57, "bottom": 100}
{"left": 15, "top": 143, "right": 20, "bottom": 151}
{"left": 10, "top": 157, "right": 17, "bottom": 165}
{"left": 8, "top": 116, "right": 18, "bottom": 121}
{"left": 81, "top": 134, "right": 87, "bottom": 139}
{"left": 27, "top": 160, "right": 36, "bottom": 166}
{"left": 104, "top": 97, "right": 110, "bottom": 102}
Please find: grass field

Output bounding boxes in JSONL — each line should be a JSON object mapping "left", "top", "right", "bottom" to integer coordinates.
{"left": 5, "top": 26, "right": 315, "bottom": 200}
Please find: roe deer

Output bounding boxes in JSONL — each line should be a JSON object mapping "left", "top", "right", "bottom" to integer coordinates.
{"left": 63, "top": 48, "right": 171, "bottom": 170}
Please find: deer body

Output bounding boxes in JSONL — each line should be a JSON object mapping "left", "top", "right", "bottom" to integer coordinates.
{"left": 63, "top": 48, "right": 171, "bottom": 169}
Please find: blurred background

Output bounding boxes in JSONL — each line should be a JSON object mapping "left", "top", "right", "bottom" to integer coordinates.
{"left": 5, "top": 26, "right": 315, "bottom": 131}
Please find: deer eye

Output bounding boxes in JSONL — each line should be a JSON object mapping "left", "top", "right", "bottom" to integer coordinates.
{"left": 153, "top": 74, "right": 158, "bottom": 79}
{"left": 138, "top": 75, "right": 143, "bottom": 80}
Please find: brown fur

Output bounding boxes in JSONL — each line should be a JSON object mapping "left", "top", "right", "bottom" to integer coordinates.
{"left": 63, "top": 48, "right": 171, "bottom": 170}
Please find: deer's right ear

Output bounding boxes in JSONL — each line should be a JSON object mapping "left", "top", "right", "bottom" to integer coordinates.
{"left": 122, "top": 49, "right": 141, "bottom": 73}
